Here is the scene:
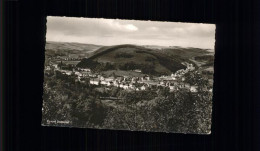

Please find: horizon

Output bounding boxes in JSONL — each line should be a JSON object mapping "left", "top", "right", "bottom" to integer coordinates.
{"left": 46, "top": 40, "right": 215, "bottom": 51}
{"left": 46, "top": 16, "right": 216, "bottom": 49}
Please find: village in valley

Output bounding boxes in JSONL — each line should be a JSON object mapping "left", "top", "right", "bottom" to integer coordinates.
{"left": 42, "top": 17, "right": 215, "bottom": 133}
{"left": 42, "top": 42, "right": 214, "bottom": 134}
{"left": 44, "top": 55, "right": 212, "bottom": 95}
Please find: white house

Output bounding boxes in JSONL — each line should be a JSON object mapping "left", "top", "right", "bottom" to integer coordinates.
{"left": 106, "top": 82, "right": 111, "bottom": 86}
{"left": 169, "top": 86, "right": 175, "bottom": 90}
{"left": 90, "top": 79, "right": 99, "bottom": 85}
{"left": 187, "top": 64, "right": 195, "bottom": 71}
{"left": 128, "top": 84, "right": 135, "bottom": 89}
{"left": 68, "top": 71, "right": 73, "bottom": 75}
{"left": 143, "top": 75, "right": 150, "bottom": 81}
{"left": 190, "top": 86, "right": 198, "bottom": 92}
{"left": 159, "top": 81, "right": 166, "bottom": 86}
{"left": 119, "top": 84, "right": 124, "bottom": 88}
{"left": 75, "top": 72, "right": 82, "bottom": 76}
{"left": 113, "top": 80, "right": 120, "bottom": 87}
{"left": 98, "top": 75, "right": 105, "bottom": 81}
{"left": 123, "top": 85, "right": 129, "bottom": 90}
{"left": 82, "top": 68, "right": 91, "bottom": 72}
{"left": 105, "top": 77, "right": 114, "bottom": 82}
{"left": 134, "top": 69, "right": 142, "bottom": 73}
{"left": 131, "top": 77, "right": 138, "bottom": 83}
{"left": 140, "top": 85, "right": 146, "bottom": 90}
{"left": 52, "top": 64, "right": 58, "bottom": 69}
{"left": 101, "top": 81, "right": 107, "bottom": 85}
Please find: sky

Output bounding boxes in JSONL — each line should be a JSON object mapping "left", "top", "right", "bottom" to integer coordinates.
{"left": 46, "top": 16, "right": 216, "bottom": 49}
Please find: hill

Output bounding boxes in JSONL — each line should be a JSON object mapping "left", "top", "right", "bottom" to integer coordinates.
{"left": 45, "top": 41, "right": 103, "bottom": 58}
{"left": 77, "top": 44, "right": 201, "bottom": 75}
{"left": 156, "top": 47, "right": 211, "bottom": 59}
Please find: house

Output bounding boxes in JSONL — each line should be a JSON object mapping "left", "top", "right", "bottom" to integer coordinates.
{"left": 90, "top": 78, "right": 99, "bottom": 85}
{"left": 140, "top": 85, "right": 146, "bottom": 90}
{"left": 98, "top": 75, "right": 105, "bottom": 81}
{"left": 122, "top": 76, "right": 131, "bottom": 82}
{"left": 175, "top": 69, "right": 186, "bottom": 77}
{"left": 143, "top": 75, "right": 150, "bottom": 81}
{"left": 101, "top": 81, "right": 108, "bottom": 85}
{"left": 123, "top": 85, "right": 129, "bottom": 90}
{"left": 113, "top": 80, "right": 120, "bottom": 87}
{"left": 131, "top": 77, "right": 138, "bottom": 83}
{"left": 134, "top": 69, "right": 142, "bottom": 73}
{"left": 190, "top": 86, "right": 198, "bottom": 92}
{"left": 171, "top": 73, "right": 177, "bottom": 80}
{"left": 89, "top": 74, "right": 97, "bottom": 78}
{"left": 81, "top": 71, "right": 89, "bottom": 77}
{"left": 77, "top": 75, "right": 84, "bottom": 81}
{"left": 169, "top": 86, "right": 175, "bottom": 90}
{"left": 158, "top": 81, "right": 164, "bottom": 86}
{"left": 187, "top": 64, "right": 195, "bottom": 71}
{"left": 52, "top": 64, "right": 58, "bottom": 69}
{"left": 119, "top": 84, "right": 124, "bottom": 88}
{"left": 159, "top": 81, "right": 163, "bottom": 85}
{"left": 74, "top": 71, "right": 82, "bottom": 76}
{"left": 65, "top": 71, "right": 72, "bottom": 75}
{"left": 128, "top": 84, "right": 135, "bottom": 89}
{"left": 113, "top": 83, "right": 119, "bottom": 87}
{"left": 106, "top": 82, "right": 111, "bottom": 86}
{"left": 140, "top": 84, "right": 149, "bottom": 90}
{"left": 82, "top": 68, "right": 91, "bottom": 72}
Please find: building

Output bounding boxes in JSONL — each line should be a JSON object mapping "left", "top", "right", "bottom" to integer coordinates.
{"left": 65, "top": 71, "right": 72, "bottom": 75}
{"left": 143, "top": 75, "right": 150, "bottom": 81}
{"left": 187, "top": 63, "right": 195, "bottom": 71}
{"left": 169, "top": 86, "right": 175, "bottom": 90}
{"left": 140, "top": 84, "right": 149, "bottom": 90}
{"left": 101, "top": 81, "right": 108, "bottom": 85}
{"left": 134, "top": 69, "right": 142, "bottom": 73}
{"left": 52, "top": 64, "right": 58, "bottom": 69}
{"left": 140, "top": 85, "right": 146, "bottom": 90}
{"left": 82, "top": 68, "right": 91, "bottom": 72}
{"left": 190, "top": 86, "right": 198, "bottom": 92}
{"left": 98, "top": 75, "right": 105, "bottom": 81}
{"left": 123, "top": 85, "right": 129, "bottom": 90}
{"left": 90, "top": 78, "right": 99, "bottom": 85}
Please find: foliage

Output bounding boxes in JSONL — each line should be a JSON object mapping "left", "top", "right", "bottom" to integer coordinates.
{"left": 42, "top": 70, "right": 212, "bottom": 133}
{"left": 115, "top": 52, "right": 134, "bottom": 58}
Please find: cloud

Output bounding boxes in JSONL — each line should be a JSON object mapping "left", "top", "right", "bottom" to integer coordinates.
{"left": 46, "top": 16, "right": 215, "bottom": 49}
{"left": 105, "top": 20, "right": 138, "bottom": 32}
{"left": 147, "top": 27, "right": 159, "bottom": 31}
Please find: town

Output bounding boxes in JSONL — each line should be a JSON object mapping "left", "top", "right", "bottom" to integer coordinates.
{"left": 44, "top": 56, "right": 212, "bottom": 94}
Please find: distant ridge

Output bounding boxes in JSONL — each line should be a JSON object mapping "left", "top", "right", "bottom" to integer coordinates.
{"left": 77, "top": 44, "right": 206, "bottom": 75}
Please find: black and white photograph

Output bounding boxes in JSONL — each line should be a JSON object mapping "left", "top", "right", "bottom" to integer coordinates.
{"left": 42, "top": 16, "right": 215, "bottom": 134}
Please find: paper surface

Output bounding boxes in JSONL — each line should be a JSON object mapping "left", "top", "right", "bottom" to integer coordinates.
{"left": 42, "top": 16, "right": 215, "bottom": 134}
